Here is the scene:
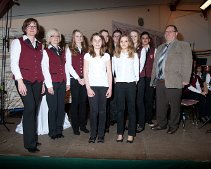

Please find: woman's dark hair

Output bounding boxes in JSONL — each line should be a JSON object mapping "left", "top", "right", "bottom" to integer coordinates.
{"left": 22, "top": 18, "right": 40, "bottom": 35}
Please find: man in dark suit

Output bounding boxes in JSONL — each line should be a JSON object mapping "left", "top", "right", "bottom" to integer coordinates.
{"left": 150, "top": 25, "right": 192, "bottom": 134}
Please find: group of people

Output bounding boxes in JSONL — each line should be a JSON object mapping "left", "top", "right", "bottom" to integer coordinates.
{"left": 183, "top": 62, "right": 211, "bottom": 122}
{"left": 10, "top": 17, "right": 193, "bottom": 153}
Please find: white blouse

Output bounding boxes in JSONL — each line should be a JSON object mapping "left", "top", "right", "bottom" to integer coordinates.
{"left": 112, "top": 52, "right": 139, "bottom": 83}
{"left": 84, "top": 52, "right": 110, "bottom": 87}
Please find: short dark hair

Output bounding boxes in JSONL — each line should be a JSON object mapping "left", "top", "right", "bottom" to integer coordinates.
{"left": 165, "top": 25, "right": 178, "bottom": 32}
{"left": 141, "top": 31, "right": 150, "bottom": 37}
{"left": 22, "top": 18, "right": 40, "bottom": 35}
{"left": 112, "top": 29, "right": 122, "bottom": 37}
{"left": 99, "top": 29, "right": 109, "bottom": 34}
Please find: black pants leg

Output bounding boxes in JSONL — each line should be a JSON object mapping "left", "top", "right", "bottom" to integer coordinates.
{"left": 116, "top": 82, "right": 136, "bottom": 136}
{"left": 88, "top": 87, "right": 107, "bottom": 138}
{"left": 46, "top": 82, "right": 66, "bottom": 137}
{"left": 145, "top": 77, "right": 155, "bottom": 122}
{"left": 15, "top": 80, "right": 42, "bottom": 149}
{"left": 70, "top": 79, "right": 87, "bottom": 132}
{"left": 136, "top": 78, "right": 145, "bottom": 128}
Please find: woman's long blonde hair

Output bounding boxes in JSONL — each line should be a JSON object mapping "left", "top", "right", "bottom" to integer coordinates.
{"left": 114, "top": 34, "right": 135, "bottom": 58}
{"left": 69, "top": 29, "right": 88, "bottom": 54}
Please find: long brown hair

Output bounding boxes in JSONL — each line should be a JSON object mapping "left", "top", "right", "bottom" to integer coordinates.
{"left": 69, "top": 29, "right": 88, "bottom": 54}
{"left": 89, "top": 32, "right": 106, "bottom": 58}
{"left": 114, "top": 34, "right": 135, "bottom": 58}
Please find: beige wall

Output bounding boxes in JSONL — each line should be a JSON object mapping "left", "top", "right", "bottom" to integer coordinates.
{"left": 9, "top": 5, "right": 211, "bottom": 50}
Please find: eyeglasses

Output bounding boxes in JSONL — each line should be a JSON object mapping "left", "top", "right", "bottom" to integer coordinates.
{"left": 165, "top": 30, "right": 176, "bottom": 33}
{"left": 27, "top": 25, "right": 37, "bottom": 29}
{"left": 50, "top": 35, "right": 60, "bottom": 38}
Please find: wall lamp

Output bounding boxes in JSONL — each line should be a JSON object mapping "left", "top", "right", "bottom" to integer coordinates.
{"left": 200, "top": 0, "right": 211, "bottom": 10}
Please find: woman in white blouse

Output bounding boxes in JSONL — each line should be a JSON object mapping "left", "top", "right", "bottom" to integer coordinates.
{"left": 112, "top": 34, "right": 139, "bottom": 143}
{"left": 84, "top": 32, "right": 112, "bottom": 143}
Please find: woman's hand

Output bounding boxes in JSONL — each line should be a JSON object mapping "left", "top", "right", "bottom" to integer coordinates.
{"left": 106, "top": 88, "right": 112, "bottom": 98}
{"left": 66, "top": 85, "right": 70, "bottom": 91}
{"left": 17, "top": 79, "right": 27, "bottom": 96}
{"left": 48, "top": 87, "right": 54, "bottom": 95}
{"left": 41, "top": 83, "right": 45, "bottom": 94}
{"left": 87, "top": 88, "right": 95, "bottom": 97}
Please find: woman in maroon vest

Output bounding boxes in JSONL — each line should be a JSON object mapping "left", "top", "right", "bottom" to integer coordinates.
{"left": 10, "top": 18, "right": 44, "bottom": 153}
{"left": 183, "top": 68, "right": 208, "bottom": 121}
{"left": 66, "top": 29, "right": 89, "bottom": 135}
{"left": 41, "top": 28, "right": 69, "bottom": 140}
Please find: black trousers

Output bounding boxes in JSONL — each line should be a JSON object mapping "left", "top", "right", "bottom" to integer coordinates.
{"left": 145, "top": 77, "right": 155, "bottom": 123}
{"left": 156, "top": 80, "right": 182, "bottom": 129}
{"left": 116, "top": 82, "right": 136, "bottom": 136}
{"left": 136, "top": 78, "right": 145, "bottom": 128}
{"left": 15, "top": 80, "right": 42, "bottom": 149}
{"left": 137, "top": 77, "right": 155, "bottom": 128}
{"left": 88, "top": 87, "right": 107, "bottom": 138}
{"left": 70, "top": 78, "right": 88, "bottom": 132}
{"left": 46, "top": 82, "right": 66, "bottom": 137}
{"left": 106, "top": 82, "right": 117, "bottom": 128}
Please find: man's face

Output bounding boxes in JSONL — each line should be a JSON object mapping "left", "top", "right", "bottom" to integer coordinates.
{"left": 141, "top": 34, "right": 150, "bottom": 46}
{"left": 164, "top": 26, "right": 178, "bottom": 43}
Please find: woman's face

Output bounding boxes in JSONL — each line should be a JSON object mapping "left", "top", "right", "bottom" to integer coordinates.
{"left": 92, "top": 35, "right": 102, "bottom": 49}
{"left": 50, "top": 32, "right": 60, "bottom": 45}
{"left": 120, "top": 36, "right": 129, "bottom": 51}
{"left": 130, "top": 31, "right": 138, "bottom": 44}
{"left": 25, "top": 21, "right": 37, "bottom": 37}
{"left": 74, "top": 31, "right": 83, "bottom": 44}
{"left": 101, "top": 31, "right": 109, "bottom": 43}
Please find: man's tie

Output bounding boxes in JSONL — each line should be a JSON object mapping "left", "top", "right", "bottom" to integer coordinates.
{"left": 157, "top": 44, "right": 169, "bottom": 79}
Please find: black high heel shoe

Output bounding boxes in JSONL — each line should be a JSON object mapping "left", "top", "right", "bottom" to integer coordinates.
{"left": 88, "top": 137, "right": 96, "bottom": 143}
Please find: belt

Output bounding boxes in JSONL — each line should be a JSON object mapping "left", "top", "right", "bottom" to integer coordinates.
{"left": 159, "top": 79, "right": 165, "bottom": 83}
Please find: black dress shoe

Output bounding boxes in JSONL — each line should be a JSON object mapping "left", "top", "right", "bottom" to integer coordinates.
{"left": 105, "top": 128, "right": 109, "bottom": 133}
{"left": 57, "top": 134, "right": 64, "bottom": 138}
{"left": 97, "top": 136, "right": 104, "bottom": 143}
{"left": 88, "top": 137, "right": 96, "bottom": 143}
{"left": 50, "top": 135, "right": 58, "bottom": 140}
{"left": 36, "top": 142, "right": 42, "bottom": 146}
{"left": 167, "top": 127, "right": 178, "bottom": 134}
{"left": 136, "top": 126, "right": 144, "bottom": 133}
{"left": 27, "top": 147, "right": 40, "bottom": 153}
{"left": 110, "top": 120, "right": 117, "bottom": 126}
{"left": 151, "top": 125, "right": 167, "bottom": 130}
{"left": 80, "top": 128, "right": 89, "bottom": 133}
{"left": 147, "top": 121, "right": 156, "bottom": 127}
{"left": 73, "top": 130, "right": 80, "bottom": 135}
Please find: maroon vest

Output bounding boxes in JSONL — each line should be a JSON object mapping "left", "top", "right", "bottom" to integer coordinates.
{"left": 140, "top": 47, "right": 155, "bottom": 78}
{"left": 45, "top": 48, "right": 66, "bottom": 83}
{"left": 71, "top": 48, "right": 85, "bottom": 78}
{"left": 184, "top": 74, "right": 203, "bottom": 93}
{"left": 19, "top": 37, "right": 44, "bottom": 82}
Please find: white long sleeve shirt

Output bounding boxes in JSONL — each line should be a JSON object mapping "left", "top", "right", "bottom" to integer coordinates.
{"left": 112, "top": 52, "right": 139, "bottom": 83}
{"left": 41, "top": 45, "right": 78, "bottom": 88}
{"left": 188, "top": 79, "right": 202, "bottom": 94}
{"left": 139, "top": 47, "right": 146, "bottom": 73}
{"left": 10, "top": 35, "right": 38, "bottom": 80}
